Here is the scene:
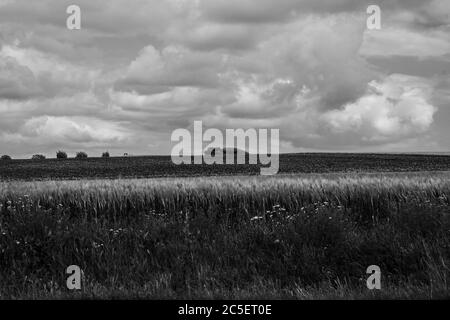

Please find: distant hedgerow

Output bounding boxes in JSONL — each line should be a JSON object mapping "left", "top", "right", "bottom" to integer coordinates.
{"left": 75, "top": 151, "right": 88, "bottom": 159}
{"left": 56, "top": 151, "right": 68, "bottom": 159}
{"left": 102, "top": 151, "right": 110, "bottom": 158}
{"left": 32, "top": 154, "right": 46, "bottom": 160}
{"left": 1, "top": 155, "right": 12, "bottom": 160}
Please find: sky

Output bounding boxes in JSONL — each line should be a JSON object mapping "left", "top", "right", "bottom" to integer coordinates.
{"left": 0, "top": 0, "right": 449, "bottom": 158}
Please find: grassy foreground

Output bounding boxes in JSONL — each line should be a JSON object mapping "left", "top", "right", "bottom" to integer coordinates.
{"left": 0, "top": 172, "right": 449, "bottom": 299}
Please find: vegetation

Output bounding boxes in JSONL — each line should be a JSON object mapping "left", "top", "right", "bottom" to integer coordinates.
{"left": 0, "top": 153, "right": 450, "bottom": 180}
{"left": 0, "top": 172, "right": 449, "bottom": 299}
{"left": 102, "top": 151, "right": 110, "bottom": 158}
{"left": 1, "top": 155, "right": 12, "bottom": 160}
{"left": 56, "top": 151, "right": 68, "bottom": 159}
{"left": 31, "top": 154, "right": 46, "bottom": 160}
{"left": 75, "top": 152, "right": 88, "bottom": 159}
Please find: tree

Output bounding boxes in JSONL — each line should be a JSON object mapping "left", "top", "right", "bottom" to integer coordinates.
{"left": 32, "top": 154, "right": 46, "bottom": 160}
{"left": 75, "top": 151, "right": 88, "bottom": 159}
{"left": 1, "top": 155, "right": 12, "bottom": 160}
{"left": 56, "top": 150, "right": 68, "bottom": 159}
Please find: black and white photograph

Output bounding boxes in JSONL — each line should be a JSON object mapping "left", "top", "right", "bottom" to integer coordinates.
{"left": 0, "top": 0, "right": 449, "bottom": 311}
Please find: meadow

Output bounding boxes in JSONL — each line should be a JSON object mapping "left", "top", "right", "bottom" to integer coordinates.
{"left": 0, "top": 171, "right": 449, "bottom": 299}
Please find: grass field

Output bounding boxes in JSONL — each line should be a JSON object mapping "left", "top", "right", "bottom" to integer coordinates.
{"left": 1, "top": 153, "right": 450, "bottom": 180}
{"left": 0, "top": 169, "right": 449, "bottom": 299}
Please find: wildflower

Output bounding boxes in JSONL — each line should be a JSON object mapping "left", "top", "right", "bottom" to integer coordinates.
{"left": 92, "top": 241, "right": 104, "bottom": 249}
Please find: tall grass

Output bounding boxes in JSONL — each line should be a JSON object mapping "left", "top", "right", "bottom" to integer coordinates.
{"left": 0, "top": 172, "right": 449, "bottom": 299}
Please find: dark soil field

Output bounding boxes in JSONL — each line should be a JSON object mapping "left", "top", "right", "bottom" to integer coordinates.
{"left": 1, "top": 153, "right": 450, "bottom": 180}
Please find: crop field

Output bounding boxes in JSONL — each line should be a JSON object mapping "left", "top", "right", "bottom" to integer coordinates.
{"left": 0, "top": 169, "right": 449, "bottom": 299}
{"left": 1, "top": 153, "right": 450, "bottom": 180}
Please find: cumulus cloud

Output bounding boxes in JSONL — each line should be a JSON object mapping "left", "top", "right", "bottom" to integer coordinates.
{"left": 321, "top": 74, "right": 436, "bottom": 142}
{"left": 20, "top": 116, "right": 129, "bottom": 144}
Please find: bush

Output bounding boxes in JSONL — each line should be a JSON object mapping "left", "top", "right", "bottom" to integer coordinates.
{"left": 56, "top": 151, "right": 68, "bottom": 159}
{"left": 32, "top": 154, "right": 46, "bottom": 160}
{"left": 102, "top": 151, "right": 110, "bottom": 158}
{"left": 75, "top": 151, "right": 88, "bottom": 159}
{"left": 1, "top": 155, "right": 12, "bottom": 160}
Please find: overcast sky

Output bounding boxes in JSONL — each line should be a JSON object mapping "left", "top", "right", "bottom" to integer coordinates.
{"left": 0, "top": 0, "right": 449, "bottom": 158}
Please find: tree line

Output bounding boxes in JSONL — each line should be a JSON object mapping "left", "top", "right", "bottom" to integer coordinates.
{"left": 1, "top": 151, "right": 110, "bottom": 160}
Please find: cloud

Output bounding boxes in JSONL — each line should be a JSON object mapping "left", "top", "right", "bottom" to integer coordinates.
{"left": 219, "top": 79, "right": 301, "bottom": 119}
{"left": 172, "top": 22, "right": 263, "bottom": 51}
{"left": 0, "top": 57, "right": 41, "bottom": 100}
{"left": 0, "top": 45, "right": 101, "bottom": 98}
{"left": 0, "top": 0, "right": 449, "bottom": 156}
{"left": 116, "top": 45, "right": 228, "bottom": 93}
{"left": 20, "top": 116, "right": 129, "bottom": 144}
{"left": 360, "top": 28, "right": 450, "bottom": 58}
{"left": 389, "top": 0, "right": 450, "bottom": 29}
{"left": 210, "top": 14, "right": 376, "bottom": 122}
{"left": 110, "top": 12, "right": 442, "bottom": 152}
{"left": 199, "top": 0, "right": 366, "bottom": 24}
{"left": 321, "top": 74, "right": 436, "bottom": 143}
